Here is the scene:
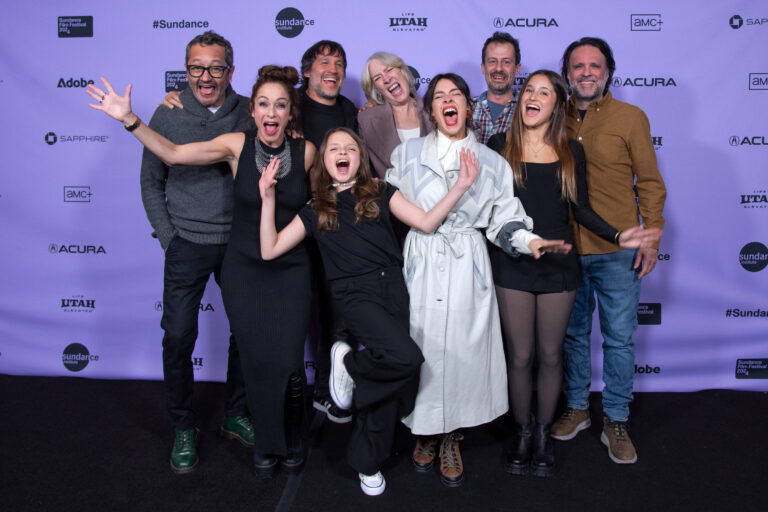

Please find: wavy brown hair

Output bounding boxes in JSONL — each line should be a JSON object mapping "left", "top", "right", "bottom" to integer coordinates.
{"left": 250, "top": 65, "right": 301, "bottom": 133}
{"left": 311, "top": 127, "right": 381, "bottom": 232}
{"left": 502, "top": 69, "right": 576, "bottom": 202}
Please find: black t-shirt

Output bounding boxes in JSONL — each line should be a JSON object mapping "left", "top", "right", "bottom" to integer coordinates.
{"left": 298, "top": 182, "right": 402, "bottom": 280}
{"left": 300, "top": 91, "right": 359, "bottom": 148}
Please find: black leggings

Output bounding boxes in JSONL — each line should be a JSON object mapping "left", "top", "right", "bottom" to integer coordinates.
{"left": 496, "top": 286, "right": 576, "bottom": 425}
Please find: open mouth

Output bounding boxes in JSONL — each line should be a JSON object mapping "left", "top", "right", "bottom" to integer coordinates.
{"left": 335, "top": 158, "right": 350, "bottom": 171}
{"left": 525, "top": 104, "right": 541, "bottom": 116}
{"left": 387, "top": 83, "right": 402, "bottom": 95}
{"left": 442, "top": 105, "right": 459, "bottom": 127}
{"left": 322, "top": 75, "right": 338, "bottom": 86}
{"left": 263, "top": 122, "right": 279, "bottom": 136}
{"left": 491, "top": 72, "right": 507, "bottom": 82}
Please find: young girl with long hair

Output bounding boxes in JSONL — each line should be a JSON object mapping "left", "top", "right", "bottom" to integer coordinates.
{"left": 486, "top": 70, "right": 660, "bottom": 476}
{"left": 259, "top": 127, "right": 477, "bottom": 496}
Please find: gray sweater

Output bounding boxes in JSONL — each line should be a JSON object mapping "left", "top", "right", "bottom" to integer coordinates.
{"left": 139, "top": 85, "right": 251, "bottom": 248}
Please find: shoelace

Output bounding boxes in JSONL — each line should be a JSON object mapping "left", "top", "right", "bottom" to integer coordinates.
{"left": 609, "top": 421, "right": 629, "bottom": 442}
{"left": 415, "top": 439, "right": 437, "bottom": 457}
{"left": 176, "top": 430, "right": 194, "bottom": 449}
{"left": 440, "top": 433, "right": 465, "bottom": 469}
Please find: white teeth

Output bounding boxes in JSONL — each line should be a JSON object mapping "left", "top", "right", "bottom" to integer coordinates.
{"left": 443, "top": 107, "right": 457, "bottom": 115}
{"left": 388, "top": 83, "right": 400, "bottom": 92}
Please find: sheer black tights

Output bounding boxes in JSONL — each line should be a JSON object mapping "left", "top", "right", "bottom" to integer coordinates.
{"left": 496, "top": 287, "right": 576, "bottom": 425}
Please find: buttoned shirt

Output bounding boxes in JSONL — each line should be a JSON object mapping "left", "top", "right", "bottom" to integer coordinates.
{"left": 470, "top": 91, "right": 516, "bottom": 144}
{"left": 566, "top": 91, "right": 666, "bottom": 254}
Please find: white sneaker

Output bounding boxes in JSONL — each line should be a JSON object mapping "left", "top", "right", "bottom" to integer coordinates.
{"left": 359, "top": 471, "right": 386, "bottom": 496}
{"left": 329, "top": 341, "right": 354, "bottom": 410}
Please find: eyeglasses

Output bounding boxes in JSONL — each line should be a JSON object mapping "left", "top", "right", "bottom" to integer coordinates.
{"left": 186, "top": 65, "right": 231, "bottom": 78}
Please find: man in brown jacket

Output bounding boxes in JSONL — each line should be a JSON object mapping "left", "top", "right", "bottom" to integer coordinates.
{"left": 551, "top": 37, "right": 666, "bottom": 465}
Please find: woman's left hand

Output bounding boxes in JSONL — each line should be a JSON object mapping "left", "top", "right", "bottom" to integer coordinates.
{"left": 258, "top": 157, "right": 281, "bottom": 200}
{"left": 529, "top": 238, "right": 572, "bottom": 259}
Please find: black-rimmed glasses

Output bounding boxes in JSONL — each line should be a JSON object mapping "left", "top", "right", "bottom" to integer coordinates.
{"left": 186, "top": 65, "right": 231, "bottom": 78}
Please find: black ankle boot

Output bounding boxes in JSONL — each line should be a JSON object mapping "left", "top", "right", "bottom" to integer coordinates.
{"left": 281, "top": 373, "right": 305, "bottom": 474}
{"left": 253, "top": 451, "right": 278, "bottom": 478}
{"left": 504, "top": 423, "right": 533, "bottom": 475}
{"left": 531, "top": 423, "right": 554, "bottom": 477}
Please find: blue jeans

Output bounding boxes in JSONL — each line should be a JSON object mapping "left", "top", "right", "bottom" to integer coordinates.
{"left": 563, "top": 249, "right": 641, "bottom": 422}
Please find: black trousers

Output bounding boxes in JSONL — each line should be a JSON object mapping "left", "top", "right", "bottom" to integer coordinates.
{"left": 329, "top": 267, "right": 424, "bottom": 475}
{"left": 161, "top": 236, "right": 247, "bottom": 430}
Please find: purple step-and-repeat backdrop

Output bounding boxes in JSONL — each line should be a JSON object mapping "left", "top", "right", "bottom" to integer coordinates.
{"left": 1, "top": 1, "right": 766, "bottom": 391}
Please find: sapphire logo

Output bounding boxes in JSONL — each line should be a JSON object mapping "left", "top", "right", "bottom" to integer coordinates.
{"left": 637, "top": 303, "right": 661, "bottom": 325}
{"left": 45, "top": 132, "right": 57, "bottom": 145}
{"left": 741, "top": 190, "right": 767, "bottom": 209}
{"left": 729, "top": 14, "right": 768, "bottom": 29}
{"left": 730, "top": 15, "right": 744, "bottom": 29}
{"left": 61, "top": 295, "right": 95, "bottom": 313}
{"left": 62, "top": 343, "right": 98, "bottom": 372}
{"left": 749, "top": 73, "right": 768, "bottom": 90}
{"left": 739, "top": 242, "right": 768, "bottom": 272}
{"left": 611, "top": 76, "right": 677, "bottom": 88}
{"left": 58, "top": 16, "right": 93, "bottom": 37}
{"left": 44, "top": 132, "right": 108, "bottom": 144}
{"left": 165, "top": 71, "right": 187, "bottom": 92}
{"left": 64, "top": 186, "right": 92, "bottom": 203}
{"left": 735, "top": 359, "right": 768, "bottom": 379}
{"left": 730, "top": 135, "right": 768, "bottom": 146}
{"left": 493, "top": 17, "right": 558, "bottom": 28}
{"left": 275, "top": 7, "right": 314, "bottom": 38}
{"left": 631, "top": 14, "right": 662, "bottom": 31}
{"left": 49, "top": 243, "right": 106, "bottom": 255}
{"left": 390, "top": 13, "right": 428, "bottom": 32}
{"left": 408, "top": 66, "right": 431, "bottom": 91}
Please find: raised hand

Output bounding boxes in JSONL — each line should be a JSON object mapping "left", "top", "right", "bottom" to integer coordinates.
{"left": 86, "top": 77, "right": 133, "bottom": 123}
{"left": 458, "top": 148, "right": 479, "bottom": 190}
{"left": 618, "top": 226, "right": 662, "bottom": 249}
{"left": 258, "top": 157, "right": 281, "bottom": 200}
{"left": 529, "top": 238, "right": 573, "bottom": 259}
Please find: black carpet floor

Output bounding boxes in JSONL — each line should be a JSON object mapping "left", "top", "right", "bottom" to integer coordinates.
{"left": 1, "top": 375, "right": 765, "bottom": 512}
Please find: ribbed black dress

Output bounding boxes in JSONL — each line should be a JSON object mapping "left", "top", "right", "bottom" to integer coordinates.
{"left": 220, "top": 132, "right": 311, "bottom": 456}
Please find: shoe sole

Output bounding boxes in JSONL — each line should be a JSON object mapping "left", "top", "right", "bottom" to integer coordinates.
{"left": 312, "top": 402, "right": 353, "bottom": 424}
{"left": 551, "top": 417, "right": 591, "bottom": 441}
{"left": 360, "top": 478, "right": 386, "bottom": 496}
{"left": 531, "top": 464, "right": 554, "bottom": 477}
{"left": 329, "top": 343, "right": 353, "bottom": 410}
{"left": 440, "top": 473, "right": 464, "bottom": 487}
{"left": 504, "top": 462, "right": 529, "bottom": 476}
{"left": 254, "top": 461, "right": 278, "bottom": 478}
{"left": 221, "top": 427, "right": 255, "bottom": 447}
{"left": 412, "top": 458, "right": 434, "bottom": 473}
{"left": 170, "top": 457, "right": 198, "bottom": 474}
{"left": 600, "top": 432, "right": 638, "bottom": 464}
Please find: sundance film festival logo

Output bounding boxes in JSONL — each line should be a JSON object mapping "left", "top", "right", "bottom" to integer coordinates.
{"left": 49, "top": 243, "right": 106, "bottom": 255}
{"left": 390, "top": 13, "right": 428, "bottom": 32}
{"left": 44, "top": 132, "right": 108, "bottom": 145}
{"left": 631, "top": 14, "right": 663, "bottom": 31}
{"left": 165, "top": 71, "right": 188, "bottom": 92}
{"left": 58, "top": 16, "right": 93, "bottom": 37}
{"left": 408, "top": 66, "right": 431, "bottom": 92}
{"left": 749, "top": 73, "right": 768, "bottom": 90}
{"left": 275, "top": 7, "right": 314, "bottom": 38}
{"left": 152, "top": 19, "right": 209, "bottom": 30}
{"left": 741, "top": 190, "right": 767, "bottom": 209}
{"left": 739, "top": 242, "right": 768, "bottom": 272}
{"left": 729, "top": 14, "right": 767, "bottom": 30}
{"left": 735, "top": 359, "right": 768, "bottom": 379}
{"left": 61, "top": 295, "right": 95, "bottom": 313}
{"left": 64, "top": 186, "right": 92, "bottom": 203}
{"left": 730, "top": 135, "right": 768, "bottom": 147}
{"left": 637, "top": 303, "right": 661, "bottom": 325}
{"left": 62, "top": 343, "right": 99, "bottom": 372}
{"left": 611, "top": 76, "right": 677, "bottom": 88}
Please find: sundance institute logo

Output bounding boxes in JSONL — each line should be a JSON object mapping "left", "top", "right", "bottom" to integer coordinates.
{"left": 62, "top": 343, "right": 98, "bottom": 372}
{"left": 275, "top": 7, "right": 314, "bottom": 38}
{"left": 739, "top": 242, "right": 768, "bottom": 272}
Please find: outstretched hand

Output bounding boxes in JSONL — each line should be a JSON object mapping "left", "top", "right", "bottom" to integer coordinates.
{"left": 457, "top": 148, "right": 479, "bottom": 190}
{"left": 258, "top": 157, "right": 281, "bottom": 200}
{"left": 618, "top": 226, "right": 662, "bottom": 249}
{"left": 86, "top": 77, "right": 132, "bottom": 122}
{"left": 529, "top": 238, "right": 572, "bottom": 259}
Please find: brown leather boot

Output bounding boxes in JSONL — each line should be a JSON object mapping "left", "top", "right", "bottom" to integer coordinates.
{"left": 412, "top": 436, "right": 438, "bottom": 472}
{"left": 438, "top": 432, "right": 464, "bottom": 487}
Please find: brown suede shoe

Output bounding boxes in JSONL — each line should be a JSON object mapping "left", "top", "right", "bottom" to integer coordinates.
{"left": 438, "top": 432, "right": 464, "bottom": 487}
{"left": 601, "top": 416, "right": 637, "bottom": 464}
{"left": 551, "top": 408, "right": 591, "bottom": 440}
{"left": 412, "top": 437, "right": 438, "bottom": 472}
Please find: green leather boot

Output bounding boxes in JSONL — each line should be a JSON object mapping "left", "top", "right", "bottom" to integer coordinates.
{"left": 170, "top": 428, "right": 198, "bottom": 474}
{"left": 221, "top": 416, "right": 255, "bottom": 447}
